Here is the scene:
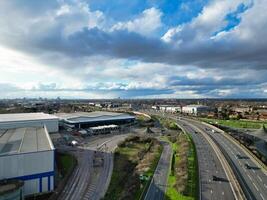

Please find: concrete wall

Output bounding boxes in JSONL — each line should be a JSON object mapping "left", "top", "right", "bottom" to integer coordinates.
{"left": 0, "top": 119, "right": 58, "bottom": 133}
{"left": 0, "top": 150, "right": 54, "bottom": 196}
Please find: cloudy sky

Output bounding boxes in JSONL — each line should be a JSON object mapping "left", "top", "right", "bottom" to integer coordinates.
{"left": 0, "top": 0, "right": 267, "bottom": 99}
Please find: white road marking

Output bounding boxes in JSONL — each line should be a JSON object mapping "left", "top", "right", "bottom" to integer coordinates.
{"left": 264, "top": 184, "right": 267, "bottom": 189}
{"left": 253, "top": 182, "right": 259, "bottom": 191}
{"left": 260, "top": 193, "right": 265, "bottom": 200}
{"left": 248, "top": 175, "right": 252, "bottom": 180}
{"left": 222, "top": 191, "right": 224, "bottom": 195}
{"left": 258, "top": 175, "right": 262, "bottom": 182}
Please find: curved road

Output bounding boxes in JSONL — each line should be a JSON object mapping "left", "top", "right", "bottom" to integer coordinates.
{"left": 176, "top": 120, "right": 236, "bottom": 200}
{"left": 185, "top": 118, "right": 267, "bottom": 200}
{"left": 58, "top": 134, "right": 130, "bottom": 200}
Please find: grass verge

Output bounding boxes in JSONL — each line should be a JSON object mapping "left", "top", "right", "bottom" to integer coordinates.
{"left": 200, "top": 118, "right": 267, "bottom": 129}
{"left": 164, "top": 133, "right": 198, "bottom": 200}
{"left": 153, "top": 115, "right": 180, "bottom": 130}
{"left": 104, "top": 136, "right": 162, "bottom": 200}
{"left": 57, "top": 152, "right": 77, "bottom": 177}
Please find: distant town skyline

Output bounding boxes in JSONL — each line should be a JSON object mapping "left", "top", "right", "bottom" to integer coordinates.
{"left": 0, "top": 0, "right": 267, "bottom": 99}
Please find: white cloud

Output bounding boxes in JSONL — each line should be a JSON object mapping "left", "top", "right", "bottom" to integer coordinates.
{"left": 162, "top": 0, "right": 251, "bottom": 43}
{"left": 112, "top": 7, "right": 162, "bottom": 36}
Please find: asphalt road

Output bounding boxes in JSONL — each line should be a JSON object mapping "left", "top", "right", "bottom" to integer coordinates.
{"left": 145, "top": 141, "right": 172, "bottom": 200}
{"left": 58, "top": 149, "right": 93, "bottom": 200}
{"left": 186, "top": 119, "right": 267, "bottom": 200}
{"left": 176, "top": 120, "right": 236, "bottom": 200}
{"left": 58, "top": 133, "right": 131, "bottom": 200}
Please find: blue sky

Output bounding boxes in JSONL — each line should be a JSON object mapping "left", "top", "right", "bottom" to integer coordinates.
{"left": 0, "top": 0, "right": 267, "bottom": 99}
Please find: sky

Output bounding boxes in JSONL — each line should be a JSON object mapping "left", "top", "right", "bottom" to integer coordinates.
{"left": 0, "top": 0, "right": 267, "bottom": 99}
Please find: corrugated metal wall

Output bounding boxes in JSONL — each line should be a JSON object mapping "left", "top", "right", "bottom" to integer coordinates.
{"left": 0, "top": 150, "right": 54, "bottom": 195}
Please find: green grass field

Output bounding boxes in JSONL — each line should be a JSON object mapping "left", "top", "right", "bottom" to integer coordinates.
{"left": 104, "top": 136, "right": 162, "bottom": 200}
{"left": 154, "top": 115, "right": 179, "bottom": 130}
{"left": 164, "top": 134, "right": 197, "bottom": 200}
{"left": 184, "top": 135, "right": 198, "bottom": 199}
{"left": 57, "top": 153, "right": 76, "bottom": 177}
{"left": 201, "top": 118, "right": 267, "bottom": 129}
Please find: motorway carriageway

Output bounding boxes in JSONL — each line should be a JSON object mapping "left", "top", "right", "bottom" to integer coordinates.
{"left": 185, "top": 119, "right": 267, "bottom": 200}
{"left": 176, "top": 120, "right": 236, "bottom": 200}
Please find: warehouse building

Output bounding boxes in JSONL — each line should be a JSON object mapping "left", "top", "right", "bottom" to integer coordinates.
{"left": 0, "top": 113, "right": 59, "bottom": 133}
{"left": 0, "top": 126, "right": 55, "bottom": 196}
{"left": 152, "top": 105, "right": 181, "bottom": 113}
{"left": 55, "top": 111, "right": 135, "bottom": 129}
{"left": 182, "top": 105, "right": 212, "bottom": 116}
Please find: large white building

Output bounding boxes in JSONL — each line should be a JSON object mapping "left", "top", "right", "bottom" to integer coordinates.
{"left": 0, "top": 126, "right": 55, "bottom": 196}
{"left": 182, "top": 105, "right": 212, "bottom": 115}
{"left": 0, "top": 113, "right": 59, "bottom": 133}
{"left": 152, "top": 105, "right": 181, "bottom": 113}
{"left": 55, "top": 111, "right": 135, "bottom": 129}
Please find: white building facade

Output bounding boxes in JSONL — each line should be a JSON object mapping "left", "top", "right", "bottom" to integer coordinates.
{"left": 0, "top": 126, "right": 55, "bottom": 196}
{"left": 182, "top": 105, "right": 211, "bottom": 115}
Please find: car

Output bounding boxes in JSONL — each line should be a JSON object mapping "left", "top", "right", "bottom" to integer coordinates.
{"left": 245, "top": 163, "right": 251, "bottom": 169}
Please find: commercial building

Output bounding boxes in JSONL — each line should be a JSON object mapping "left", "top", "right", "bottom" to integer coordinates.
{"left": 0, "top": 126, "right": 55, "bottom": 196}
{"left": 56, "top": 111, "right": 135, "bottom": 129}
{"left": 0, "top": 113, "right": 59, "bottom": 133}
{"left": 182, "top": 105, "right": 212, "bottom": 116}
{"left": 152, "top": 105, "right": 181, "bottom": 113}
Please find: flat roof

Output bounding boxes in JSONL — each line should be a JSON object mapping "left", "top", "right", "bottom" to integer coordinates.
{"left": 183, "top": 105, "right": 209, "bottom": 108}
{"left": 0, "top": 112, "right": 58, "bottom": 123}
{"left": 0, "top": 126, "right": 54, "bottom": 156}
{"left": 55, "top": 111, "right": 135, "bottom": 124}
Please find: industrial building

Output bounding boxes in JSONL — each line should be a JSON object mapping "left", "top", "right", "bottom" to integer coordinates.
{"left": 182, "top": 105, "right": 212, "bottom": 115}
{"left": 55, "top": 111, "right": 135, "bottom": 129}
{"left": 0, "top": 126, "right": 55, "bottom": 196}
{"left": 152, "top": 105, "right": 181, "bottom": 113}
{"left": 0, "top": 113, "right": 59, "bottom": 133}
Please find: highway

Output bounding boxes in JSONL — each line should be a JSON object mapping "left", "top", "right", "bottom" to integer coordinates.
{"left": 184, "top": 118, "right": 267, "bottom": 200}
{"left": 145, "top": 141, "right": 172, "bottom": 200}
{"left": 176, "top": 120, "right": 236, "bottom": 200}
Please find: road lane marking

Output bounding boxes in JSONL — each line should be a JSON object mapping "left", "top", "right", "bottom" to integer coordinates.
{"left": 253, "top": 182, "right": 259, "bottom": 191}
{"left": 257, "top": 175, "right": 262, "bottom": 182}
{"left": 264, "top": 184, "right": 267, "bottom": 189}
{"left": 248, "top": 174, "right": 252, "bottom": 180}
{"left": 260, "top": 193, "right": 265, "bottom": 200}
